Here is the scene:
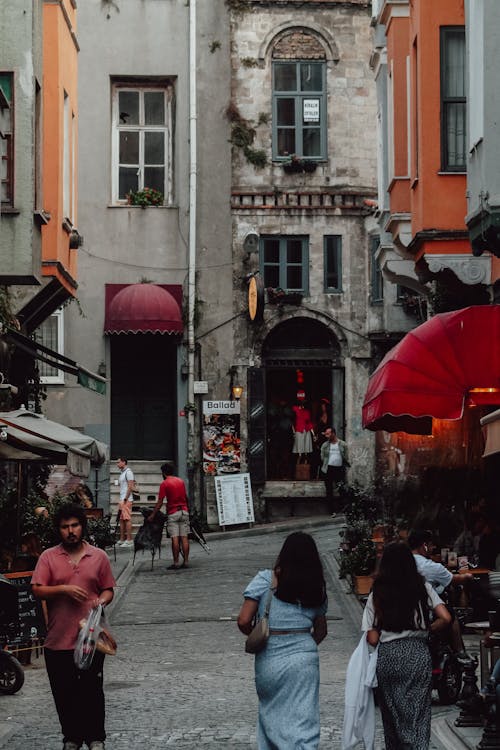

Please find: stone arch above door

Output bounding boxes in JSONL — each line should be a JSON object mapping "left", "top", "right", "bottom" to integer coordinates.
{"left": 262, "top": 316, "right": 342, "bottom": 367}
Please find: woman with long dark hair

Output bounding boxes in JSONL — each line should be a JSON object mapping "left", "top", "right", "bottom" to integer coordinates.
{"left": 362, "top": 542, "right": 451, "bottom": 749}
{"left": 238, "top": 532, "right": 328, "bottom": 749}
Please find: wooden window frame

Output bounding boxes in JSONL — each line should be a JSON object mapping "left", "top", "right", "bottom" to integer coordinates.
{"left": 0, "top": 72, "right": 14, "bottom": 207}
{"left": 324, "top": 235, "right": 342, "bottom": 293}
{"left": 440, "top": 27, "right": 466, "bottom": 172}
{"left": 36, "top": 309, "right": 65, "bottom": 385}
{"left": 272, "top": 61, "right": 326, "bottom": 161}
{"left": 260, "top": 235, "right": 309, "bottom": 294}
{"left": 111, "top": 82, "right": 173, "bottom": 205}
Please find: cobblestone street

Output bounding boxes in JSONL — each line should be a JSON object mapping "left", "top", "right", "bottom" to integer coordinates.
{"left": 0, "top": 521, "right": 449, "bottom": 749}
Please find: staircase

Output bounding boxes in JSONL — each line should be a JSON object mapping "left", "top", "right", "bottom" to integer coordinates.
{"left": 110, "top": 460, "right": 164, "bottom": 532}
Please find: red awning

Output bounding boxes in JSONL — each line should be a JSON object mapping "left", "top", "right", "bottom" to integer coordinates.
{"left": 104, "top": 283, "right": 183, "bottom": 334}
{"left": 362, "top": 305, "right": 500, "bottom": 434}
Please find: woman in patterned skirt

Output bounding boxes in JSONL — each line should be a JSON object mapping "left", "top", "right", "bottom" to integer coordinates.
{"left": 362, "top": 542, "right": 451, "bottom": 749}
{"left": 238, "top": 532, "right": 328, "bottom": 749}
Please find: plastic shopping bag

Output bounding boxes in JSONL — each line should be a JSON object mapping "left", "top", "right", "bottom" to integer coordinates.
{"left": 74, "top": 604, "right": 103, "bottom": 670}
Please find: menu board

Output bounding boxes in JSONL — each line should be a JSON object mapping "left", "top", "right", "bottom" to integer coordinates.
{"left": 4, "top": 572, "right": 47, "bottom": 645}
{"left": 214, "top": 473, "right": 255, "bottom": 526}
{"left": 202, "top": 401, "right": 241, "bottom": 476}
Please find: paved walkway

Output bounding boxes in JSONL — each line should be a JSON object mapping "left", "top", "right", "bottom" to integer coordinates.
{"left": 0, "top": 518, "right": 475, "bottom": 748}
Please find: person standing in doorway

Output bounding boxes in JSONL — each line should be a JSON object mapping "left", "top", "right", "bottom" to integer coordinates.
{"left": 320, "top": 427, "right": 350, "bottom": 517}
{"left": 32, "top": 503, "right": 115, "bottom": 750}
{"left": 116, "top": 456, "right": 134, "bottom": 547}
{"left": 148, "top": 462, "right": 190, "bottom": 570}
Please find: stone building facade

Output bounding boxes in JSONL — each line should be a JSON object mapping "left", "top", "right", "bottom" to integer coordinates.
{"left": 203, "top": 0, "right": 382, "bottom": 522}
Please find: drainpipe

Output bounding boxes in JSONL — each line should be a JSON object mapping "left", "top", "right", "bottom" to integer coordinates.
{"left": 187, "top": 0, "right": 197, "bottom": 505}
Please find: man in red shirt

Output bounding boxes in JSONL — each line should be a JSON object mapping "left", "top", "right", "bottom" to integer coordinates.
{"left": 149, "top": 462, "right": 190, "bottom": 570}
{"left": 32, "top": 503, "right": 115, "bottom": 750}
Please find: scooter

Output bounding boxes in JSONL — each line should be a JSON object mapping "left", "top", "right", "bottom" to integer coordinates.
{"left": 0, "top": 644, "right": 24, "bottom": 695}
{"left": 430, "top": 633, "right": 463, "bottom": 704}
{"left": 0, "top": 574, "right": 24, "bottom": 695}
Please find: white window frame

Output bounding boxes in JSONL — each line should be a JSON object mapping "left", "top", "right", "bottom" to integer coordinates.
{"left": 36, "top": 309, "right": 65, "bottom": 385}
{"left": 111, "top": 83, "right": 173, "bottom": 205}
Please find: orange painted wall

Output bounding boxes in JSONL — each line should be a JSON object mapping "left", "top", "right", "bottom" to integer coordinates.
{"left": 42, "top": 0, "right": 78, "bottom": 294}
{"left": 409, "top": 0, "right": 467, "bottom": 239}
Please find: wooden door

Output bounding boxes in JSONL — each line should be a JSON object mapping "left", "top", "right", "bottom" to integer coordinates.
{"left": 111, "top": 335, "right": 176, "bottom": 460}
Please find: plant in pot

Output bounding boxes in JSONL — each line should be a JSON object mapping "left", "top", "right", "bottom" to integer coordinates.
{"left": 339, "top": 537, "right": 377, "bottom": 595}
{"left": 126, "top": 187, "right": 164, "bottom": 207}
{"left": 282, "top": 154, "right": 318, "bottom": 174}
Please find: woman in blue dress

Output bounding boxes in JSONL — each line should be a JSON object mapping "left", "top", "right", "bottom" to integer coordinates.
{"left": 238, "top": 532, "right": 328, "bottom": 750}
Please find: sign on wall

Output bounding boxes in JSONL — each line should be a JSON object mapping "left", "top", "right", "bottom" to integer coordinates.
{"left": 214, "top": 473, "right": 254, "bottom": 526}
{"left": 202, "top": 400, "right": 241, "bottom": 475}
{"left": 303, "top": 99, "right": 320, "bottom": 122}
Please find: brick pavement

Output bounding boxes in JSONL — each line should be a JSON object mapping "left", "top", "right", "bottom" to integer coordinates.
{"left": 0, "top": 522, "right": 450, "bottom": 748}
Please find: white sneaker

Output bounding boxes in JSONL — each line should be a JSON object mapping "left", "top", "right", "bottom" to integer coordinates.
{"left": 122, "top": 540, "right": 134, "bottom": 547}
{"left": 89, "top": 742, "right": 105, "bottom": 750}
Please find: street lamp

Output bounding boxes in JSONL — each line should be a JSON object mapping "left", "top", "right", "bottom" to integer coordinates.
{"left": 232, "top": 385, "right": 244, "bottom": 400}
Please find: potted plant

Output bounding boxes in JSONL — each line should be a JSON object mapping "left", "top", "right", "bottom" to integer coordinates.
{"left": 126, "top": 187, "right": 164, "bottom": 207}
{"left": 266, "top": 287, "right": 303, "bottom": 305}
{"left": 339, "top": 537, "right": 377, "bottom": 595}
{"left": 282, "top": 155, "right": 318, "bottom": 174}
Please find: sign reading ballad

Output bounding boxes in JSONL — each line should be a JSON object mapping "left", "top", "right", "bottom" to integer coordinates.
{"left": 303, "top": 98, "right": 320, "bottom": 123}
{"left": 214, "top": 473, "right": 254, "bottom": 526}
{"left": 203, "top": 400, "right": 241, "bottom": 475}
{"left": 4, "top": 572, "right": 47, "bottom": 645}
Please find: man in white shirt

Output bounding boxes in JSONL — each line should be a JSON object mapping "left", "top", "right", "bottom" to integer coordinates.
{"left": 320, "top": 427, "right": 350, "bottom": 517}
{"left": 116, "top": 457, "right": 134, "bottom": 547}
{"left": 409, "top": 529, "right": 473, "bottom": 658}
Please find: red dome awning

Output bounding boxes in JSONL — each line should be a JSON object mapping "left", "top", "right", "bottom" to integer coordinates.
{"left": 362, "top": 305, "right": 500, "bottom": 434}
{"left": 104, "top": 283, "right": 183, "bottom": 334}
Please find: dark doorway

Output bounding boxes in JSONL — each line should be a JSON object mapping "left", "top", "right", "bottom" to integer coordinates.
{"left": 256, "top": 317, "right": 344, "bottom": 482}
{"left": 110, "top": 334, "right": 176, "bottom": 460}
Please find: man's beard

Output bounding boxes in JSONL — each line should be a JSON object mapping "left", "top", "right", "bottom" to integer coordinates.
{"left": 62, "top": 535, "right": 82, "bottom": 549}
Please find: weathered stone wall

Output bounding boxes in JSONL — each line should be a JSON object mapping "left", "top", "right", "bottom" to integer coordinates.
{"left": 229, "top": 0, "right": 378, "bottom": 489}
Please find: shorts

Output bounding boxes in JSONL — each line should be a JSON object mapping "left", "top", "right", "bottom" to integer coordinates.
{"left": 167, "top": 510, "right": 190, "bottom": 538}
{"left": 118, "top": 499, "right": 133, "bottom": 521}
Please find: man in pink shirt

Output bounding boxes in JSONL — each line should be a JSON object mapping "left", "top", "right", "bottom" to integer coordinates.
{"left": 149, "top": 462, "right": 190, "bottom": 570}
{"left": 32, "top": 503, "right": 115, "bottom": 750}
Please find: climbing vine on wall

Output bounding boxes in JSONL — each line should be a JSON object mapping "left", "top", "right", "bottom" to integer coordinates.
{"left": 226, "top": 102, "right": 267, "bottom": 169}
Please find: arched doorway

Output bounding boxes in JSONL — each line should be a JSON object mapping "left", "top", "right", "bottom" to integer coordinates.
{"left": 248, "top": 317, "right": 344, "bottom": 483}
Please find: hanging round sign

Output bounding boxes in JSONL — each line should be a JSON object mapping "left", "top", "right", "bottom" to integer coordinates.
{"left": 248, "top": 275, "right": 264, "bottom": 323}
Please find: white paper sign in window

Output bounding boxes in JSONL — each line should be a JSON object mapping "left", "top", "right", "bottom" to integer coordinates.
{"left": 303, "top": 99, "right": 320, "bottom": 123}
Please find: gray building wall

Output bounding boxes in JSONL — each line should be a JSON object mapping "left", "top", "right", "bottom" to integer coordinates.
{"left": 0, "top": 0, "right": 43, "bottom": 285}
{"left": 43, "top": 0, "right": 232, "bottom": 499}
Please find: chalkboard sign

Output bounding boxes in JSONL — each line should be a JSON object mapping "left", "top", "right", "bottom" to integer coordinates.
{"left": 4, "top": 572, "right": 47, "bottom": 645}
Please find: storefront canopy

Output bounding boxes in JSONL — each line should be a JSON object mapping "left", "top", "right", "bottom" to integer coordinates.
{"left": 104, "top": 283, "right": 183, "bottom": 334}
{"left": 6, "top": 328, "right": 106, "bottom": 395}
{"left": 362, "top": 305, "right": 500, "bottom": 434}
{"left": 0, "top": 409, "right": 107, "bottom": 476}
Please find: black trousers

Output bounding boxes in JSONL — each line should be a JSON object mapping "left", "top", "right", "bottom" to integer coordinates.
{"left": 323, "top": 465, "right": 346, "bottom": 513}
{"left": 44, "top": 648, "right": 106, "bottom": 745}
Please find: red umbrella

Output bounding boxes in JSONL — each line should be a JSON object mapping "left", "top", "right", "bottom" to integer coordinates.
{"left": 362, "top": 305, "right": 500, "bottom": 434}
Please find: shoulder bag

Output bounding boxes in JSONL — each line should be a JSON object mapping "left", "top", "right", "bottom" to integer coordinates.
{"left": 245, "top": 582, "right": 274, "bottom": 655}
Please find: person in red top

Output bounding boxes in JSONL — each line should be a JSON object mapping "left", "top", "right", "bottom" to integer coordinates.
{"left": 149, "top": 462, "right": 190, "bottom": 570}
{"left": 32, "top": 503, "right": 115, "bottom": 750}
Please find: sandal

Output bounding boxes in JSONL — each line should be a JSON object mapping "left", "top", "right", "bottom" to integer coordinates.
{"left": 167, "top": 564, "right": 180, "bottom": 570}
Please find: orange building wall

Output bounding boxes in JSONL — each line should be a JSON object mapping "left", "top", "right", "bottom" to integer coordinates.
{"left": 409, "top": 0, "right": 467, "bottom": 240}
{"left": 42, "top": 0, "right": 78, "bottom": 294}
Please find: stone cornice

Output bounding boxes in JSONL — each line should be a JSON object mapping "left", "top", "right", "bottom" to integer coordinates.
{"left": 424, "top": 254, "right": 491, "bottom": 286}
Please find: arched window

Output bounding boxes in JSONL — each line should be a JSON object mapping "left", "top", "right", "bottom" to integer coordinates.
{"left": 272, "top": 31, "right": 327, "bottom": 161}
